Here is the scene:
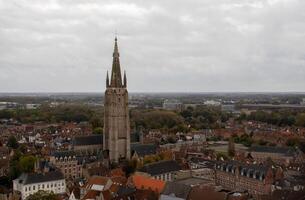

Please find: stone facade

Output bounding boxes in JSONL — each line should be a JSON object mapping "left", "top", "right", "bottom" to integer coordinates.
{"left": 248, "top": 146, "right": 299, "bottom": 166}
{"left": 72, "top": 134, "right": 103, "bottom": 155}
{"left": 49, "top": 151, "right": 82, "bottom": 179}
{"left": 13, "top": 171, "right": 66, "bottom": 200}
{"left": 103, "top": 37, "right": 130, "bottom": 162}
{"left": 214, "top": 161, "right": 280, "bottom": 196}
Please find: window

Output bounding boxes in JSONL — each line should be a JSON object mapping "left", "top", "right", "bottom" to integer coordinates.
{"left": 25, "top": 187, "right": 27, "bottom": 192}
{"left": 33, "top": 186, "right": 35, "bottom": 190}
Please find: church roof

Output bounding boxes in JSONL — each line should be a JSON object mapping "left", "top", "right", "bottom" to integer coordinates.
{"left": 139, "top": 160, "right": 181, "bottom": 176}
{"left": 131, "top": 144, "right": 157, "bottom": 157}
{"left": 249, "top": 145, "right": 295, "bottom": 156}
{"left": 72, "top": 134, "right": 103, "bottom": 146}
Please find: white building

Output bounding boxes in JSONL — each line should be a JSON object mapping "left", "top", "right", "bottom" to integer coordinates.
{"left": 203, "top": 100, "right": 221, "bottom": 106}
{"left": 163, "top": 99, "right": 184, "bottom": 111}
{"left": 13, "top": 171, "right": 66, "bottom": 200}
{"left": 25, "top": 104, "right": 40, "bottom": 109}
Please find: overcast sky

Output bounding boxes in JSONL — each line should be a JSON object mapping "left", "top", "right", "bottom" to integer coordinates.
{"left": 0, "top": 0, "right": 304, "bottom": 93}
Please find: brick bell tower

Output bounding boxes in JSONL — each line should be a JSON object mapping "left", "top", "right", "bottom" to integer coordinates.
{"left": 103, "top": 37, "right": 130, "bottom": 163}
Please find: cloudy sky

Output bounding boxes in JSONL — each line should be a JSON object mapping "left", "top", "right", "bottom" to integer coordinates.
{"left": 0, "top": 0, "right": 304, "bottom": 92}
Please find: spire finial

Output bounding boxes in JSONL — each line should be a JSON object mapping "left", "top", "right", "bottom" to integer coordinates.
{"left": 110, "top": 36, "right": 122, "bottom": 87}
{"left": 113, "top": 34, "right": 119, "bottom": 56}
{"left": 115, "top": 30, "right": 118, "bottom": 41}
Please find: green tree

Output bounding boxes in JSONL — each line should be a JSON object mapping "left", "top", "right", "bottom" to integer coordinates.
{"left": 286, "top": 138, "right": 300, "bottom": 147}
{"left": 90, "top": 116, "right": 102, "bottom": 129}
{"left": 0, "top": 109, "right": 14, "bottom": 119}
{"left": 9, "top": 153, "right": 37, "bottom": 180}
{"left": 9, "top": 150, "right": 22, "bottom": 180}
{"left": 19, "top": 155, "right": 36, "bottom": 173}
{"left": 93, "top": 127, "right": 103, "bottom": 135}
{"left": 26, "top": 190, "right": 57, "bottom": 200}
{"left": 296, "top": 113, "right": 305, "bottom": 127}
{"left": 7, "top": 136, "right": 18, "bottom": 149}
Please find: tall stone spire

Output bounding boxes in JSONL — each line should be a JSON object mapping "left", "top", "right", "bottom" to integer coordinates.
{"left": 106, "top": 70, "right": 109, "bottom": 88}
{"left": 110, "top": 37, "right": 123, "bottom": 87}
{"left": 104, "top": 37, "right": 130, "bottom": 163}
{"left": 123, "top": 70, "right": 127, "bottom": 88}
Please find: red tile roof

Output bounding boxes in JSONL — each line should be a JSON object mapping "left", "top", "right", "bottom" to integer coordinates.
{"left": 131, "top": 175, "right": 165, "bottom": 193}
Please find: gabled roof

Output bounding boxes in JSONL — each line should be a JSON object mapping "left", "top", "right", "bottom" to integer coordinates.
{"left": 249, "top": 145, "right": 295, "bottom": 156}
{"left": 215, "top": 160, "right": 270, "bottom": 181}
{"left": 17, "top": 171, "right": 64, "bottom": 185}
{"left": 73, "top": 135, "right": 103, "bottom": 146}
{"left": 131, "top": 175, "right": 165, "bottom": 193}
{"left": 86, "top": 166, "right": 110, "bottom": 177}
{"left": 52, "top": 150, "right": 76, "bottom": 158}
{"left": 70, "top": 187, "right": 80, "bottom": 199}
{"left": 131, "top": 144, "right": 157, "bottom": 157}
{"left": 139, "top": 160, "right": 181, "bottom": 176}
{"left": 84, "top": 176, "right": 110, "bottom": 191}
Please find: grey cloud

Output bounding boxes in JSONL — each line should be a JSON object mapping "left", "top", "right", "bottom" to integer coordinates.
{"left": 0, "top": 0, "right": 304, "bottom": 92}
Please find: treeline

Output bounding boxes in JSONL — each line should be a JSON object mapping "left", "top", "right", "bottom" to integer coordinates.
{"left": 6, "top": 136, "right": 37, "bottom": 181}
{"left": 0, "top": 104, "right": 103, "bottom": 124}
{"left": 131, "top": 109, "right": 186, "bottom": 133}
{"left": 180, "top": 106, "right": 231, "bottom": 129}
{"left": 239, "top": 110, "right": 305, "bottom": 127}
{"left": 130, "top": 105, "right": 231, "bottom": 133}
{"left": 0, "top": 104, "right": 231, "bottom": 133}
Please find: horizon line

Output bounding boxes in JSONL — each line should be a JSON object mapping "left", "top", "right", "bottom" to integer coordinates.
{"left": 0, "top": 91, "right": 305, "bottom": 94}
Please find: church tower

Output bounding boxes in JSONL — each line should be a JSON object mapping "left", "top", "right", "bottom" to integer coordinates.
{"left": 103, "top": 37, "right": 130, "bottom": 163}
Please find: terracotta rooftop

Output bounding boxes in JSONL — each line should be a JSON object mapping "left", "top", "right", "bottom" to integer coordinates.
{"left": 111, "top": 168, "right": 125, "bottom": 177}
{"left": 84, "top": 176, "right": 110, "bottom": 190}
{"left": 82, "top": 190, "right": 101, "bottom": 200}
{"left": 131, "top": 175, "right": 165, "bottom": 193}
{"left": 111, "top": 176, "right": 127, "bottom": 185}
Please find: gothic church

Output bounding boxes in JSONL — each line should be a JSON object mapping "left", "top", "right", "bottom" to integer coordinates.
{"left": 103, "top": 37, "right": 130, "bottom": 162}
